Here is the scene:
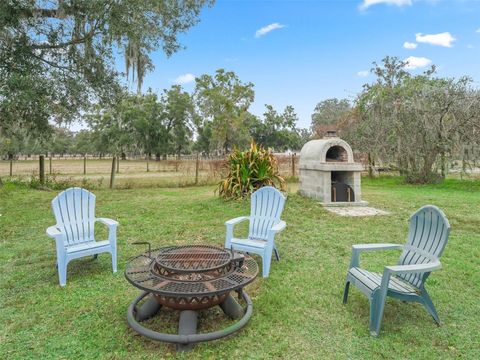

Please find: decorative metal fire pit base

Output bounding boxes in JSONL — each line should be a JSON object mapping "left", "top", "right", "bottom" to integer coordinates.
{"left": 125, "top": 245, "right": 258, "bottom": 352}
{"left": 127, "top": 290, "right": 253, "bottom": 352}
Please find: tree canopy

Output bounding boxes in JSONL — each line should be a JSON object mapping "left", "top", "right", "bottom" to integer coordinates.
{"left": 311, "top": 98, "right": 352, "bottom": 137}
{"left": 0, "top": 0, "right": 213, "bottom": 138}
{"left": 339, "top": 56, "right": 480, "bottom": 183}
{"left": 194, "top": 69, "right": 255, "bottom": 153}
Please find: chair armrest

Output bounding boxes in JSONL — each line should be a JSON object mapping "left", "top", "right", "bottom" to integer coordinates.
{"left": 225, "top": 216, "right": 249, "bottom": 226}
{"left": 47, "top": 226, "right": 66, "bottom": 255}
{"left": 385, "top": 261, "right": 441, "bottom": 274}
{"left": 96, "top": 218, "right": 118, "bottom": 244}
{"left": 269, "top": 221, "right": 286, "bottom": 234}
{"left": 352, "top": 243, "right": 403, "bottom": 251}
{"left": 46, "top": 226, "right": 63, "bottom": 239}
{"left": 96, "top": 218, "right": 119, "bottom": 227}
{"left": 349, "top": 243, "right": 403, "bottom": 269}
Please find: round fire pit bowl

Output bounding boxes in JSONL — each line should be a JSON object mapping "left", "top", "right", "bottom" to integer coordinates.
{"left": 124, "top": 244, "right": 259, "bottom": 352}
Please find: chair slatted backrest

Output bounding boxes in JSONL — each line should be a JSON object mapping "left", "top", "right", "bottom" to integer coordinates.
{"left": 52, "top": 187, "right": 96, "bottom": 246}
{"left": 397, "top": 205, "right": 451, "bottom": 288}
{"left": 249, "top": 186, "right": 286, "bottom": 241}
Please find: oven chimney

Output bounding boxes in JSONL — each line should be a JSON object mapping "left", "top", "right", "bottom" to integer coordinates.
{"left": 325, "top": 130, "right": 337, "bottom": 138}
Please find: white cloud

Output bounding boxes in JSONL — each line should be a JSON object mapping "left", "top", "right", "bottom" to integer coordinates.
{"left": 357, "top": 70, "right": 369, "bottom": 77}
{"left": 476, "top": 28, "right": 480, "bottom": 33}
{"left": 359, "top": 0, "right": 412, "bottom": 11}
{"left": 255, "top": 23, "right": 285, "bottom": 38}
{"left": 415, "top": 32, "right": 456, "bottom": 47}
{"left": 403, "top": 41, "right": 417, "bottom": 49}
{"left": 404, "top": 56, "right": 432, "bottom": 69}
{"left": 173, "top": 73, "right": 195, "bottom": 84}
{"left": 467, "top": 44, "right": 475, "bottom": 49}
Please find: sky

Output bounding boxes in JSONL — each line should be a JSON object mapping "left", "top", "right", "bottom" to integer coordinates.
{"left": 74, "top": 0, "right": 480, "bottom": 131}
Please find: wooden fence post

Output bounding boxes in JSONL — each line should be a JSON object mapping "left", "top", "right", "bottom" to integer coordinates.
{"left": 195, "top": 153, "right": 199, "bottom": 185}
{"left": 39, "top": 155, "right": 45, "bottom": 185}
{"left": 83, "top": 155, "right": 87, "bottom": 175}
{"left": 9, "top": 159, "right": 13, "bottom": 176}
{"left": 116, "top": 156, "right": 120, "bottom": 174}
{"left": 49, "top": 156, "right": 52, "bottom": 174}
{"left": 146, "top": 154, "right": 150, "bottom": 172}
{"left": 291, "top": 153, "right": 296, "bottom": 177}
{"left": 110, "top": 156, "right": 117, "bottom": 189}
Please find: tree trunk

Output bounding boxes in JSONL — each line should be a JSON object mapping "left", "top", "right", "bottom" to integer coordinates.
{"left": 39, "top": 155, "right": 45, "bottom": 185}
{"left": 367, "top": 153, "right": 375, "bottom": 178}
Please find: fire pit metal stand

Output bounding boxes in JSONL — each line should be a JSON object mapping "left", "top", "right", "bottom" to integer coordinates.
{"left": 126, "top": 290, "right": 253, "bottom": 351}
{"left": 125, "top": 245, "right": 258, "bottom": 352}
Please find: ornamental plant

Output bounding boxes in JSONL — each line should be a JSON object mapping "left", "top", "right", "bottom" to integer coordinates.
{"left": 218, "top": 141, "right": 286, "bottom": 199}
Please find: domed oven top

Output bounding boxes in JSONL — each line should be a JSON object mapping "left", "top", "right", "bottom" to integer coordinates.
{"left": 299, "top": 137, "right": 358, "bottom": 168}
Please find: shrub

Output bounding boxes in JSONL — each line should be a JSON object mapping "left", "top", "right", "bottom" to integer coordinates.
{"left": 218, "top": 142, "right": 286, "bottom": 199}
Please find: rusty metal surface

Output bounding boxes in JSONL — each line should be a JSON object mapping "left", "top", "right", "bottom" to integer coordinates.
{"left": 125, "top": 246, "right": 258, "bottom": 299}
{"left": 154, "top": 245, "right": 233, "bottom": 273}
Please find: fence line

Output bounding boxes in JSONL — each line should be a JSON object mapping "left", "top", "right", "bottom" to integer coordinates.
{"left": 2, "top": 153, "right": 227, "bottom": 161}
{"left": 0, "top": 155, "right": 300, "bottom": 188}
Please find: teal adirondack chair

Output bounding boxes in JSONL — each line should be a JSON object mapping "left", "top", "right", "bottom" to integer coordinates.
{"left": 46, "top": 187, "right": 118, "bottom": 286}
{"left": 225, "top": 186, "right": 286, "bottom": 278}
{"left": 343, "top": 205, "right": 450, "bottom": 336}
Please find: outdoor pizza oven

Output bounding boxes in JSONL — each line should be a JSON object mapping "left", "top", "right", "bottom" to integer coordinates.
{"left": 299, "top": 133, "right": 365, "bottom": 205}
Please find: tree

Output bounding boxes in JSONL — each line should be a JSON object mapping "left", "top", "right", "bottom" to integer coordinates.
{"left": 0, "top": 0, "right": 213, "bottom": 138}
{"left": 73, "top": 130, "right": 98, "bottom": 155}
{"left": 87, "top": 91, "right": 137, "bottom": 157}
{"left": 193, "top": 121, "right": 213, "bottom": 154}
{"left": 250, "top": 105, "right": 302, "bottom": 151}
{"left": 311, "top": 98, "right": 352, "bottom": 137}
{"left": 164, "top": 85, "right": 195, "bottom": 157}
{"left": 194, "top": 69, "right": 255, "bottom": 153}
{"left": 346, "top": 56, "right": 480, "bottom": 183}
{"left": 49, "top": 128, "right": 75, "bottom": 156}
{"left": 87, "top": 86, "right": 196, "bottom": 160}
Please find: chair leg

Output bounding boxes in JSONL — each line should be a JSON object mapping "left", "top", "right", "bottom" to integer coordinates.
{"left": 343, "top": 281, "right": 350, "bottom": 304}
{"left": 58, "top": 257, "right": 67, "bottom": 287}
{"left": 262, "top": 252, "right": 272, "bottom": 278}
{"left": 369, "top": 291, "right": 387, "bottom": 336}
{"left": 111, "top": 249, "right": 117, "bottom": 273}
{"left": 421, "top": 290, "right": 441, "bottom": 325}
{"left": 274, "top": 247, "right": 280, "bottom": 261}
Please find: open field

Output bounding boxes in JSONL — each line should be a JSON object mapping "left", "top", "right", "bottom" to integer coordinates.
{"left": 0, "top": 156, "right": 298, "bottom": 188}
{"left": 1, "top": 177, "right": 480, "bottom": 359}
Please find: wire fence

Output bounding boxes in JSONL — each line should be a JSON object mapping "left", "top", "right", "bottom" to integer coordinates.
{"left": 0, "top": 155, "right": 300, "bottom": 189}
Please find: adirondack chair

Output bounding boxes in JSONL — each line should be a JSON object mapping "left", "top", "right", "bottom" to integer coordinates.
{"left": 343, "top": 205, "right": 450, "bottom": 336}
{"left": 46, "top": 187, "right": 118, "bottom": 286}
{"left": 224, "top": 186, "right": 286, "bottom": 278}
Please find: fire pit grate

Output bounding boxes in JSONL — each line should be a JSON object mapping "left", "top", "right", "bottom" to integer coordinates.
{"left": 125, "top": 247, "right": 257, "bottom": 298}
{"left": 154, "top": 244, "right": 233, "bottom": 273}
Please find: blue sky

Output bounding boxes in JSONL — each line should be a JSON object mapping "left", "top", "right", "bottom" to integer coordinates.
{"left": 109, "top": 0, "right": 480, "bottom": 130}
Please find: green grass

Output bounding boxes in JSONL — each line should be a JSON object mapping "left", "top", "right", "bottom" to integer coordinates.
{"left": 1, "top": 178, "right": 479, "bottom": 359}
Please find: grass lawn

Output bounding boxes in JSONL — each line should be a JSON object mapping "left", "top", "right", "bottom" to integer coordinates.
{"left": 1, "top": 178, "right": 479, "bottom": 359}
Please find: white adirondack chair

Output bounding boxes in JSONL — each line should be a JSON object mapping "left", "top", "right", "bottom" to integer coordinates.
{"left": 46, "top": 187, "right": 118, "bottom": 286}
{"left": 225, "top": 186, "right": 287, "bottom": 277}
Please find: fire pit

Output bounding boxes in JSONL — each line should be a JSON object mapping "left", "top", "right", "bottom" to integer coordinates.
{"left": 125, "top": 244, "right": 258, "bottom": 351}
